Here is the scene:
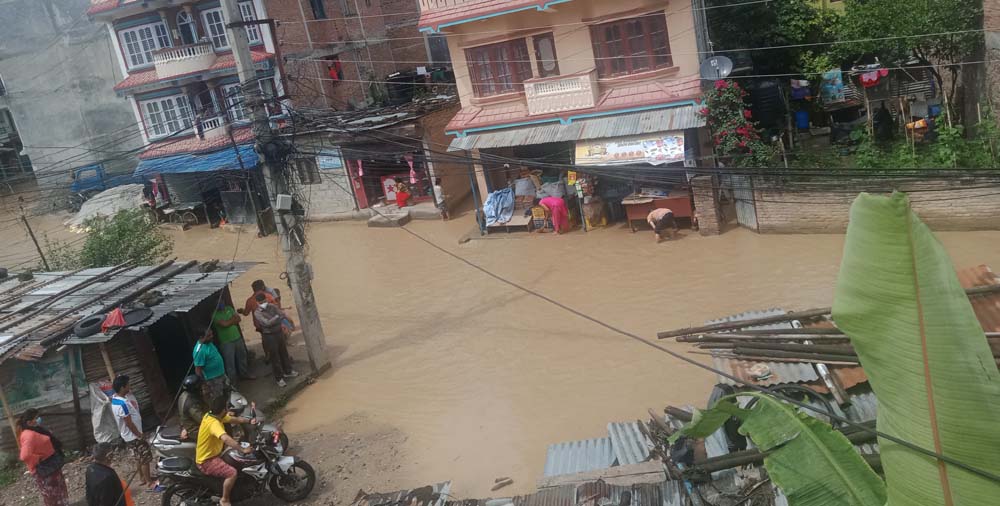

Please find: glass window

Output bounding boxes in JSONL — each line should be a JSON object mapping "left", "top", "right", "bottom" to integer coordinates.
{"left": 532, "top": 33, "right": 560, "bottom": 78}
{"left": 141, "top": 95, "right": 194, "bottom": 139}
{"left": 118, "top": 22, "right": 172, "bottom": 69}
{"left": 222, "top": 83, "right": 247, "bottom": 122}
{"left": 177, "top": 11, "right": 197, "bottom": 45}
{"left": 465, "top": 39, "right": 533, "bottom": 97}
{"left": 202, "top": 9, "right": 228, "bottom": 49}
{"left": 590, "top": 12, "right": 673, "bottom": 78}
{"left": 239, "top": 2, "right": 262, "bottom": 44}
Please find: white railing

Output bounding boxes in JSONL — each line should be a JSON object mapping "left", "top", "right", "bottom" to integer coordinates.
{"left": 153, "top": 43, "right": 217, "bottom": 79}
{"left": 199, "top": 116, "right": 228, "bottom": 140}
{"left": 419, "top": 0, "right": 473, "bottom": 10}
{"left": 524, "top": 69, "right": 600, "bottom": 116}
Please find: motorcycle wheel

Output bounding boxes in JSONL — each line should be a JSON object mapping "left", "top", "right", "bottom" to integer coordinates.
{"left": 162, "top": 483, "right": 212, "bottom": 506}
{"left": 279, "top": 431, "right": 290, "bottom": 451}
{"left": 269, "top": 460, "right": 316, "bottom": 502}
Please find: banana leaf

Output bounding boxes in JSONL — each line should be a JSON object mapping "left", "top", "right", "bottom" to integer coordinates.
{"left": 670, "top": 393, "right": 886, "bottom": 506}
{"left": 833, "top": 192, "right": 1000, "bottom": 505}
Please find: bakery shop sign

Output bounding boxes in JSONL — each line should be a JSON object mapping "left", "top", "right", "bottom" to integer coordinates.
{"left": 575, "top": 132, "right": 685, "bottom": 166}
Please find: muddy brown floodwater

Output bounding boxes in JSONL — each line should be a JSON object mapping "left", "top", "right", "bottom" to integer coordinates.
{"left": 10, "top": 210, "right": 1000, "bottom": 500}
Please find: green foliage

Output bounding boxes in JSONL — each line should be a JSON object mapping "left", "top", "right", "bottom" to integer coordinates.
{"left": 700, "top": 80, "right": 776, "bottom": 167}
{"left": 833, "top": 192, "right": 1000, "bottom": 504}
{"left": 849, "top": 120, "right": 1000, "bottom": 170}
{"left": 707, "top": 0, "right": 840, "bottom": 75}
{"left": 42, "top": 209, "right": 172, "bottom": 270}
{"left": 671, "top": 393, "right": 886, "bottom": 506}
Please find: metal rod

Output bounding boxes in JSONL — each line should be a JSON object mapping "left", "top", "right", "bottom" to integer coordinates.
{"left": 99, "top": 343, "right": 115, "bottom": 381}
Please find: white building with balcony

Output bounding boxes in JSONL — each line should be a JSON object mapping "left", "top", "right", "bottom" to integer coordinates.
{"left": 87, "top": 0, "right": 285, "bottom": 230}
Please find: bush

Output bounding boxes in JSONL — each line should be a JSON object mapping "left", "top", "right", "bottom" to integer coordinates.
{"left": 43, "top": 209, "right": 173, "bottom": 270}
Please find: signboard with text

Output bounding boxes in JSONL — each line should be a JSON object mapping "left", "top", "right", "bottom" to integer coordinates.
{"left": 575, "top": 132, "right": 685, "bottom": 166}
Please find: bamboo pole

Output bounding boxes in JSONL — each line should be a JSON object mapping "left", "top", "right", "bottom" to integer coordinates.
{"left": 66, "top": 347, "right": 87, "bottom": 449}
{"left": 0, "top": 383, "right": 18, "bottom": 449}
{"left": 99, "top": 343, "right": 115, "bottom": 381}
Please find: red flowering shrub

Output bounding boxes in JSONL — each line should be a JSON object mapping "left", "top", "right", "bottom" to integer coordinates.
{"left": 699, "top": 80, "right": 774, "bottom": 167}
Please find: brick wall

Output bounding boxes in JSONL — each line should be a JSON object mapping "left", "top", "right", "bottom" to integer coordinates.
{"left": 271, "top": 0, "right": 427, "bottom": 109}
{"left": 691, "top": 175, "right": 722, "bottom": 235}
{"left": 752, "top": 176, "right": 1000, "bottom": 233}
{"left": 420, "top": 104, "right": 471, "bottom": 209}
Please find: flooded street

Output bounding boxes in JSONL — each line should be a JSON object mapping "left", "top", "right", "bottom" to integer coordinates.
{"left": 11, "top": 209, "right": 1000, "bottom": 499}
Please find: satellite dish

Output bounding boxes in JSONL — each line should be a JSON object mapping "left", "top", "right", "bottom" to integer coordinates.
{"left": 700, "top": 55, "right": 733, "bottom": 80}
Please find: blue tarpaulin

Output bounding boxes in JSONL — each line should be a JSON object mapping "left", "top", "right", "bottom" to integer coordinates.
{"left": 134, "top": 144, "right": 258, "bottom": 177}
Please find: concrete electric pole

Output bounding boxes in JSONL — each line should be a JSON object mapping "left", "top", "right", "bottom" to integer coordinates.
{"left": 221, "top": 0, "right": 330, "bottom": 374}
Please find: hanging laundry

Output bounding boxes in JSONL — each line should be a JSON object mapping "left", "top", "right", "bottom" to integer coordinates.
{"left": 404, "top": 153, "right": 416, "bottom": 184}
{"left": 820, "top": 69, "right": 845, "bottom": 104}
{"left": 790, "top": 79, "right": 810, "bottom": 100}
{"left": 860, "top": 68, "right": 888, "bottom": 88}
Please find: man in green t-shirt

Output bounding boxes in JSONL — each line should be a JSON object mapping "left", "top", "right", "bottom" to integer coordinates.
{"left": 193, "top": 329, "right": 228, "bottom": 405}
{"left": 212, "top": 301, "right": 254, "bottom": 389}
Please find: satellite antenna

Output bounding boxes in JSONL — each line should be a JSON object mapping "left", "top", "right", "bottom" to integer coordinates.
{"left": 699, "top": 55, "right": 733, "bottom": 80}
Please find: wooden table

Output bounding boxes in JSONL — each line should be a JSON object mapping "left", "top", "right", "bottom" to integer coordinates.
{"left": 621, "top": 193, "right": 693, "bottom": 232}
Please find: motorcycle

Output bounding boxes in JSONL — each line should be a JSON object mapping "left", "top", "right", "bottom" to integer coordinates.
{"left": 157, "top": 426, "right": 315, "bottom": 505}
{"left": 153, "top": 390, "right": 289, "bottom": 461}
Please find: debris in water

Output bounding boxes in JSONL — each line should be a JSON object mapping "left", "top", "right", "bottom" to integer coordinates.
{"left": 490, "top": 478, "right": 513, "bottom": 491}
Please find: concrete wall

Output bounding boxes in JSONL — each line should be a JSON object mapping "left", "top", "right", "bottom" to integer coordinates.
{"left": 0, "top": 0, "right": 142, "bottom": 184}
{"left": 295, "top": 135, "right": 358, "bottom": 220}
{"left": 752, "top": 177, "right": 1000, "bottom": 234}
{"left": 444, "top": 0, "right": 700, "bottom": 111}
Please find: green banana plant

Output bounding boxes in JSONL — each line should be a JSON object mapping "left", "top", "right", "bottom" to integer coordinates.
{"left": 671, "top": 192, "right": 1000, "bottom": 505}
{"left": 833, "top": 192, "right": 1000, "bottom": 505}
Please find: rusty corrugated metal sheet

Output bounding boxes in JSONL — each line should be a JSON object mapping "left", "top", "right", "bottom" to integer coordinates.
{"left": 711, "top": 354, "right": 821, "bottom": 387}
{"left": 956, "top": 264, "right": 1000, "bottom": 332}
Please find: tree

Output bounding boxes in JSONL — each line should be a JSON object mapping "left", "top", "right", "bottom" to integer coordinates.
{"left": 835, "top": 0, "right": 984, "bottom": 127}
{"left": 707, "top": 0, "right": 840, "bottom": 76}
{"left": 43, "top": 209, "right": 173, "bottom": 270}
{"left": 673, "top": 192, "right": 1000, "bottom": 505}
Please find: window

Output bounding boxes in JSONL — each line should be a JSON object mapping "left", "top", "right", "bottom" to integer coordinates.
{"left": 202, "top": 9, "right": 228, "bottom": 49}
{"left": 465, "top": 38, "right": 533, "bottom": 97}
{"left": 177, "top": 11, "right": 197, "bottom": 45}
{"left": 118, "top": 22, "right": 172, "bottom": 69}
{"left": 309, "top": 0, "right": 327, "bottom": 19}
{"left": 590, "top": 12, "right": 672, "bottom": 78}
{"left": 294, "top": 158, "right": 321, "bottom": 184}
{"left": 239, "top": 2, "right": 262, "bottom": 44}
{"left": 532, "top": 33, "right": 560, "bottom": 78}
{"left": 141, "top": 95, "right": 194, "bottom": 139}
{"left": 222, "top": 83, "right": 247, "bottom": 122}
{"left": 339, "top": 0, "right": 356, "bottom": 17}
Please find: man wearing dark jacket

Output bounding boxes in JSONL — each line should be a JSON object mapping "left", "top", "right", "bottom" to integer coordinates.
{"left": 252, "top": 292, "right": 298, "bottom": 387}
{"left": 86, "top": 443, "right": 126, "bottom": 506}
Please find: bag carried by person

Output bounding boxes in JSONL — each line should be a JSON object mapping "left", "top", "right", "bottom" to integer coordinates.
{"left": 27, "top": 427, "right": 65, "bottom": 478}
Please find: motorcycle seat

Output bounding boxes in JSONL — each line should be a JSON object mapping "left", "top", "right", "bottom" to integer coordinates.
{"left": 159, "top": 457, "right": 193, "bottom": 473}
{"left": 159, "top": 427, "right": 182, "bottom": 440}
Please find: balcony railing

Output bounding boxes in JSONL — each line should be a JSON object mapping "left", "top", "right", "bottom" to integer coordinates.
{"left": 198, "top": 115, "right": 228, "bottom": 140}
{"left": 524, "top": 69, "right": 600, "bottom": 116}
{"left": 153, "top": 43, "right": 217, "bottom": 79}
{"left": 419, "top": 0, "right": 473, "bottom": 10}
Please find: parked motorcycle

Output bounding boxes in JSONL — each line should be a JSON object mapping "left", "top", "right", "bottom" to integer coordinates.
{"left": 157, "top": 427, "right": 315, "bottom": 505}
{"left": 153, "top": 390, "right": 289, "bottom": 461}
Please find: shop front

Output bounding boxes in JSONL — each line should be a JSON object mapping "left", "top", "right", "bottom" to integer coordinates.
{"left": 340, "top": 142, "right": 436, "bottom": 211}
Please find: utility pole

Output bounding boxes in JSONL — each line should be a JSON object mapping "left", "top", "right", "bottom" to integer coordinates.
{"left": 19, "top": 198, "right": 49, "bottom": 271}
{"left": 221, "top": 0, "right": 330, "bottom": 374}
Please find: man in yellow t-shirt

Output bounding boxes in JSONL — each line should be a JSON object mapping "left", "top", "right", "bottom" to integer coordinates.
{"left": 195, "top": 396, "right": 254, "bottom": 506}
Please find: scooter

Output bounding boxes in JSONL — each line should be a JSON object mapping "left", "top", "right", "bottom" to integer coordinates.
{"left": 157, "top": 426, "right": 315, "bottom": 505}
{"left": 152, "top": 390, "right": 288, "bottom": 460}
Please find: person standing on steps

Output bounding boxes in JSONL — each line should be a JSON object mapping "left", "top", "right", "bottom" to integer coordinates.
{"left": 18, "top": 408, "right": 69, "bottom": 506}
{"left": 253, "top": 292, "right": 299, "bottom": 387}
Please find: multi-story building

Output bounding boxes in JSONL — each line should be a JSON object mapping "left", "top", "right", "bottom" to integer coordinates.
{"left": 86, "top": 0, "right": 284, "bottom": 229}
{"left": 419, "top": 0, "right": 713, "bottom": 233}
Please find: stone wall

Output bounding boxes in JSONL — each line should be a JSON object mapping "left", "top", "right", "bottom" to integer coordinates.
{"left": 752, "top": 176, "right": 1000, "bottom": 233}
{"left": 691, "top": 175, "right": 722, "bottom": 235}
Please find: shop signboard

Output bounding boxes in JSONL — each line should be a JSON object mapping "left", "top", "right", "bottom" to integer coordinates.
{"left": 575, "top": 132, "right": 685, "bottom": 166}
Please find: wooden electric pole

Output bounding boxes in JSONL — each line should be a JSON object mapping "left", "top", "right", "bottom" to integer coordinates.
{"left": 221, "top": 0, "right": 330, "bottom": 374}
{"left": 19, "top": 198, "right": 49, "bottom": 271}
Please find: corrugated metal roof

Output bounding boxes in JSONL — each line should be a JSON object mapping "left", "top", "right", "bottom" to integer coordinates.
{"left": 705, "top": 309, "right": 822, "bottom": 387}
{"left": 355, "top": 482, "right": 452, "bottom": 506}
{"left": 543, "top": 437, "right": 615, "bottom": 477}
{"left": 0, "top": 262, "right": 253, "bottom": 361}
{"left": 135, "top": 144, "right": 259, "bottom": 176}
{"left": 607, "top": 421, "right": 652, "bottom": 466}
{"left": 956, "top": 264, "right": 1000, "bottom": 332}
{"left": 447, "top": 106, "right": 705, "bottom": 152}
{"left": 511, "top": 485, "right": 576, "bottom": 506}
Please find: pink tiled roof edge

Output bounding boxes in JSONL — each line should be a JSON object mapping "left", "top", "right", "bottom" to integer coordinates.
{"left": 138, "top": 126, "right": 255, "bottom": 160}
{"left": 114, "top": 51, "right": 273, "bottom": 92}
{"left": 418, "top": 0, "right": 570, "bottom": 31}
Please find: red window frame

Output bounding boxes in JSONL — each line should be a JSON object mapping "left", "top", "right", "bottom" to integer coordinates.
{"left": 465, "top": 38, "right": 533, "bottom": 97}
{"left": 590, "top": 12, "right": 673, "bottom": 78}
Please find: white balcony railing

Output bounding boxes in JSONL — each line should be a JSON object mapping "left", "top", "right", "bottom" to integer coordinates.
{"left": 419, "top": 0, "right": 473, "bottom": 10}
{"left": 153, "top": 43, "right": 217, "bottom": 80}
{"left": 524, "top": 69, "right": 600, "bottom": 116}
{"left": 199, "top": 116, "right": 228, "bottom": 140}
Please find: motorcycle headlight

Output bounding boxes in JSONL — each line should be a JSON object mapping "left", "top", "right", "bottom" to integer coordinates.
{"left": 235, "top": 397, "right": 247, "bottom": 407}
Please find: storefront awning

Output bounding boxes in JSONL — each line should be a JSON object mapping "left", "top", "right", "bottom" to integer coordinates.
{"left": 134, "top": 144, "right": 259, "bottom": 177}
{"left": 447, "top": 105, "right": 705, "bottom": 152}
